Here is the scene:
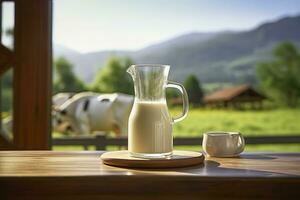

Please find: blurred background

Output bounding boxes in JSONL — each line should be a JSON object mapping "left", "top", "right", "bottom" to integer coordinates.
{"left": 2, "top": 0, "right": 300, "bottom": 151}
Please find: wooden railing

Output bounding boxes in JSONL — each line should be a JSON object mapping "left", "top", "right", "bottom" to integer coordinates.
{"left": 52, "top": 134, "right": 300, "bottom": 150}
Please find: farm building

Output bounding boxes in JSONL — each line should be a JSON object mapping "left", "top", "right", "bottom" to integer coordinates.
{"left": 204, "top": 85, "right": 265, "bottom": 109}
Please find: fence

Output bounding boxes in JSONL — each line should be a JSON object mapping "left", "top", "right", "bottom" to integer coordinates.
{"left": 52, "top": 134, "right": 300, "bottom": 150}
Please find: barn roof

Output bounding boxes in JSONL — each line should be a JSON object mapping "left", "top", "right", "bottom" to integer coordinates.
{"left": 204, "top": 85, "right": 262, "bottom": 103}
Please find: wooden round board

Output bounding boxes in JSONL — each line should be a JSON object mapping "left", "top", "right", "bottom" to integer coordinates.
{"left": 101, "top": 150, "right": 204, "bottom": 168}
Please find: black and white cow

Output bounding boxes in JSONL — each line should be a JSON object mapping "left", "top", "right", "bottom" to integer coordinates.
{"left": 55, "top": 92, "right": 134, "bottom": 137}
{"left": 2, "top": 92, "right": 133, "bottom": 138}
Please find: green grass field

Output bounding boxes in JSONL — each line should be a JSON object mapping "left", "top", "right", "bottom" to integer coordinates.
{"left": 171, "top": 108, "right": 300, "bottom": 137}
{"left": 53, "top": 108, "right": 300, "bottom": 152}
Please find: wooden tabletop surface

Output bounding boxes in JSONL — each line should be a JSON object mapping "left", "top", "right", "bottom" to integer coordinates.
{"left": 0, "top": 151, "right": 300, "bottom": 199}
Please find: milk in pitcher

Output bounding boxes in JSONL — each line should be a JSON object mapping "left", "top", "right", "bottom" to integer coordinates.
{"left": 128, "top": 101, "right": 172, "bottom": 155}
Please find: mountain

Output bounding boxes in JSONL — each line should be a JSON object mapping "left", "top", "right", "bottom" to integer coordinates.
{"left": 54, "top": 44, "right": 81, "bottom": 58}
{"left": 54, "top": 14, "right": 300, "bottom": 84}
{"left": 135, "top": 32, "right": 220, "bottom": 56}
{"left": 53, "top": 32, "right": 221, "bottom": 82}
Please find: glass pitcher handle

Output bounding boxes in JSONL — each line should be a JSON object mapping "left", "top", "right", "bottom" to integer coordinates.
{"left": 167, "top": 81, "right": 189, "bottom": 124}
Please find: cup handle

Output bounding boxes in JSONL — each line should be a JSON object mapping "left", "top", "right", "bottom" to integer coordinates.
{"left": 235, "top": 133, "right": 245, "bottom": 154}
{"left": 166, "top": 81, "right": 189, "bottom": 124}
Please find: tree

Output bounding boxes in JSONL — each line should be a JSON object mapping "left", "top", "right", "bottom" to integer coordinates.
{"left": 183, "top": 75, "right": 204, "bottom": 105}
{"left": 53, "top": 57, "right": 86, "bottom": 93}
{"left": 256, "top": 42, "right": 300, "bottom": 107}
{"left": 91, "top": 56, "right": 134, "bottom": 94}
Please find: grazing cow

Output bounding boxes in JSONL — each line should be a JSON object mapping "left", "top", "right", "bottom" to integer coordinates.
{"left": 55, "top": 92, "right": 134, "bottom": 137}
{"left": 1, "top": 92, "right": 75, "bottom": 138}
{"left": 52, "top": 92, "right": 75, "bottom": 133}
{"left": 1, "top": 92, "right": 134, "bottom": 138}
{"left": 53, "top": 92, "right": 75, "bottom": 107}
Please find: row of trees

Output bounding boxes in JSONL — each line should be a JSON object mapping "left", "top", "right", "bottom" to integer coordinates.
{"left": 53, "top": 56, "right": 134, "bottom": 94}
{"left": 53, "top": 42, "right": 300, "bottom": 108}
{"left": 53, "top": 56, "right": 205, "bottom": 105}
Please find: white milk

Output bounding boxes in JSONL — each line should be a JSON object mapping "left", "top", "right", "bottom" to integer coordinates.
{"left": 128, "top": 101, "right": 172, "bottom": 154}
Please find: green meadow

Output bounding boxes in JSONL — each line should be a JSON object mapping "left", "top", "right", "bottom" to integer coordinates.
{"left": 53, "top": 108, "right": 300, "bottom": 152}
{"left": 171, "top": 108, "right": 300, "bottom": 137}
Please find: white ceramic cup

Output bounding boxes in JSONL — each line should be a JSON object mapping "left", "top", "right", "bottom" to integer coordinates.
{"left": 202, "top": 132, "right": 245, "bottom": 157}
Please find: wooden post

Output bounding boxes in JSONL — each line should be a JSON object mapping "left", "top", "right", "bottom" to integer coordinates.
{"left": 13, "top": 1, "right": 52, "bottom": 149}
{"left": 83, "top": 145, "right": 89, "bottom": 151}
{"left": 95, "top": 133, "right": 106, "bottom": 150}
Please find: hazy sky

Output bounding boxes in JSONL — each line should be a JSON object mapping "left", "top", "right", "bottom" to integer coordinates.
{"left": 8, "top": 0, "right": 300, "bottom": 53}
{"left": 52, "top": 0, "right": 300, "bottom": 53}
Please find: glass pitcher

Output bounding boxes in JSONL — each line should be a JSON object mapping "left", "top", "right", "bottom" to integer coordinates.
{"left": 127, "top": 64, "right": 189, "bottom": 159}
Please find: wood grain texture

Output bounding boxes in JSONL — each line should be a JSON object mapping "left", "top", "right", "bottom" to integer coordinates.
{"left": 13, "top": 0, "right": 52, "bottom": 149}
{"left": 101, "top": 150, "right": 204, "bottom": 168}
{"left": 0, "top": 151, "right": 299, "bottom": 200}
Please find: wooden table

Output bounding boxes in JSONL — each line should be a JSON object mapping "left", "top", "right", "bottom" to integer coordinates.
{"left": 0, "top": 151, "right": 300, "bottom": 199}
